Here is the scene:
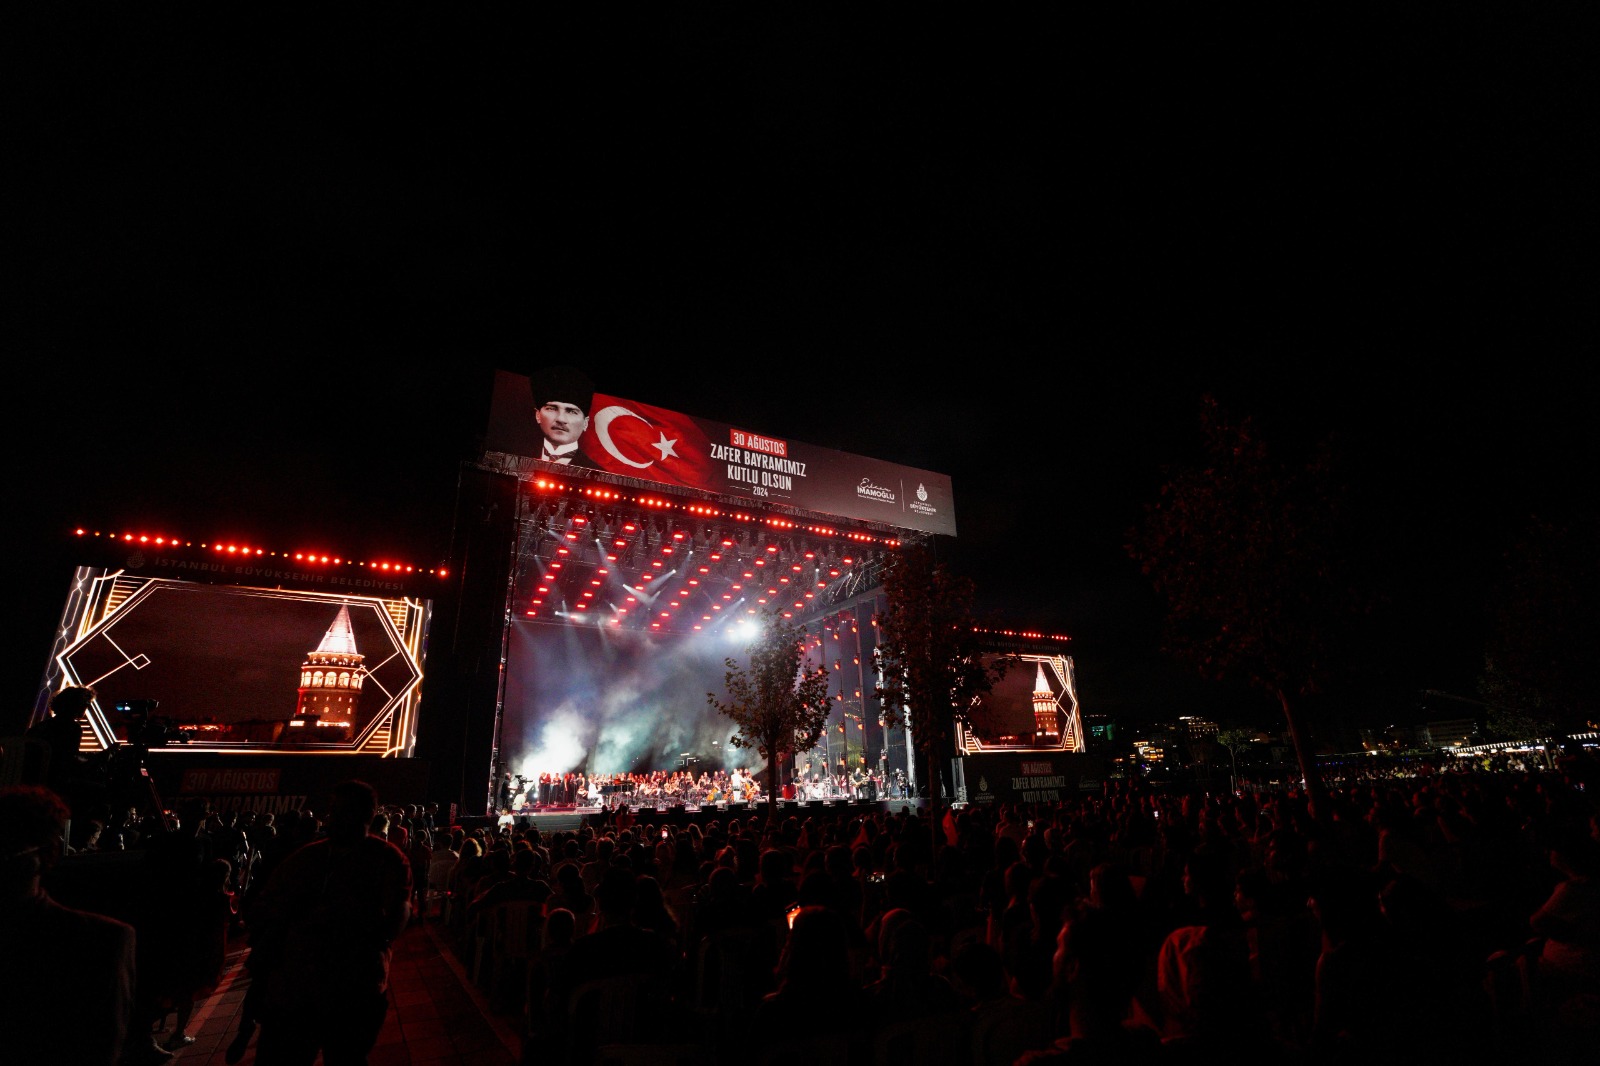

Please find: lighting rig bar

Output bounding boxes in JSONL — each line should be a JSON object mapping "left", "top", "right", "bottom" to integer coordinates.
{"left": 511, "top": 473, "right": 926, "bottom": 635}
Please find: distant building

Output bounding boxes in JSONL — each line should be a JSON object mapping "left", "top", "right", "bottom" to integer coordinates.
{"left": 1084, "top": 713, "right": 1115, "bottom": 743}
{"left": 1420, "top": 717, "right": 1478, "bottom": 748}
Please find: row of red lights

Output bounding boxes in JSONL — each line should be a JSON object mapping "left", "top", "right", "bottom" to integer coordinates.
{"left": 531, "top": 477, "right": 903, "bottom": 549}
{"left": 72, "top": 529, "right": 447, "bottom": 577}
{"left": 526, "top": 476, "right": 904, "bottom": 632}
{"left": 974, "top": 627, "right": 1073, "bottom": 643}
{"left": 528, "top": 530, "right": 854, "bottom": 629}
{"left": 525, "top": 508, "right": 865, "bottom": 631}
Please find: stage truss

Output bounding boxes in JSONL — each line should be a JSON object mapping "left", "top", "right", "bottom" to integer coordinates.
{"left": 502, "top": 465, "right": 929, "bottom": 636}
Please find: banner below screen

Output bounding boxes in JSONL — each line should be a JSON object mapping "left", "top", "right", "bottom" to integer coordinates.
{"left": 485, "top": 370, "right": 957, "bottom": 536}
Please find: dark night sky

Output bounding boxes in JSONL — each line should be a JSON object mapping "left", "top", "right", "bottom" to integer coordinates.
{"left": 7, "top": 11, "right": 1596, "bottom": 734}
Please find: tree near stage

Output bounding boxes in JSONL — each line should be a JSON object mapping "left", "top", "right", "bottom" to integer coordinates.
{"left": 1126, "top": 394, "right": 1373, "bottom": 822}
{"left": 708, "top": 608, "right": 833, "bottom": 819}
{"left": 873, "top": 542, "right": 1010, "bottom": 856}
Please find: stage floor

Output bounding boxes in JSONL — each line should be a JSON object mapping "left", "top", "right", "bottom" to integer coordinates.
{"left": 457, "top": 796, "right": 927, "bottom": 833}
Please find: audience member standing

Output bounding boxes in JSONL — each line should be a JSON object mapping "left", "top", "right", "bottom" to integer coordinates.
{"left": 249, "top": 779, "right": 412, "bottom": 1066}
{"left": 0, "top": 784, "right": 137, "bottom": 1066}
{"left": 24, "top": 686, "right": 100, "bottom": 843}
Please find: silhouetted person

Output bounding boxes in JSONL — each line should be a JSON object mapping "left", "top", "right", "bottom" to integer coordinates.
{"left": 0, "top": 784, "right": 137, "bottom": 1066}
{"left": 249, "top": 779, "right": 411, "bottom": 1065}
{"left": 753, "top": 904, "right": 870, "bottom": 1053}
{"left": 25, "top": 686, "right": 99, "bottom": 837}
{"left": 861, "top": 907, "right": 963, "bottom": 1017}
{"left": 521, "top": 906, "right": 579, "bottom": 1062}
{"left": 560, "top": 865, "right": 682, "bottom": 1058}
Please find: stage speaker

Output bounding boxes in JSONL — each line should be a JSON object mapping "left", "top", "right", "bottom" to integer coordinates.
{"left": 806, "top": 800, "right": 822, "bottom": 807}
{"left": 833, "top": 799, "right": 850, "bottom": 807}
{"left": 781, "top": 800, "right": 798, "bottom": 810}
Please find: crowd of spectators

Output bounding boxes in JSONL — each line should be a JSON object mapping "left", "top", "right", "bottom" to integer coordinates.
{"left": 5, "top": 750, "right": 1598, "bottom": 1065}
{"left": 439, "top": 752, "right": 1600, "bottom": 1065}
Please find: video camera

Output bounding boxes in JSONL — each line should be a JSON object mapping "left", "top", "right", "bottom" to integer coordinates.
{"left": 112, "top": 699, "right": 189, "bottom": 747}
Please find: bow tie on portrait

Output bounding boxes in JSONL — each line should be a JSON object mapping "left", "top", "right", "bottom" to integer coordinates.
{"left": 542, "top": 452, "right": 572, "bottom": 464}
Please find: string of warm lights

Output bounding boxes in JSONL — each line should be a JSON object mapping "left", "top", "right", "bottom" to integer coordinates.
{"left": 974, "top": 627, "right": 1072, "bottom": 643}
{"left": 70, "top": 528, "right": 449, "bottom": 578}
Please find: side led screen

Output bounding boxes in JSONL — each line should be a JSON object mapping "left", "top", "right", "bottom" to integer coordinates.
{"left": 49, "top": 569, "right": 428, "bottom": 755}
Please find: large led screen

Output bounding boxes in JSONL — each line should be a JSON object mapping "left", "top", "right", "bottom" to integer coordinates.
{"left": 484, "top": 370, "right": 958, "bottom": 536}
{"left": 959, "top": 653, "right": 1084, "bottom": 754}
{"left": 48, "top": 569, "right": 428, "bottom": 755}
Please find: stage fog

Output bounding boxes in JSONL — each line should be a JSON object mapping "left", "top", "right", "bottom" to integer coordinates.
{"left": 502, "top": 619, "right": 767, "bottom": 779}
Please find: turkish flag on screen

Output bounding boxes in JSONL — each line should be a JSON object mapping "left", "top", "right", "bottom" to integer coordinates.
{"left": 581, "top": 392, "right": 719, "bottom": 491}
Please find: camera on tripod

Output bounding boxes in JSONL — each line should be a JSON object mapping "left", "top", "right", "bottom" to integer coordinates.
{"left": 112, "top": 698, "right": 189, "bottom": 747}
